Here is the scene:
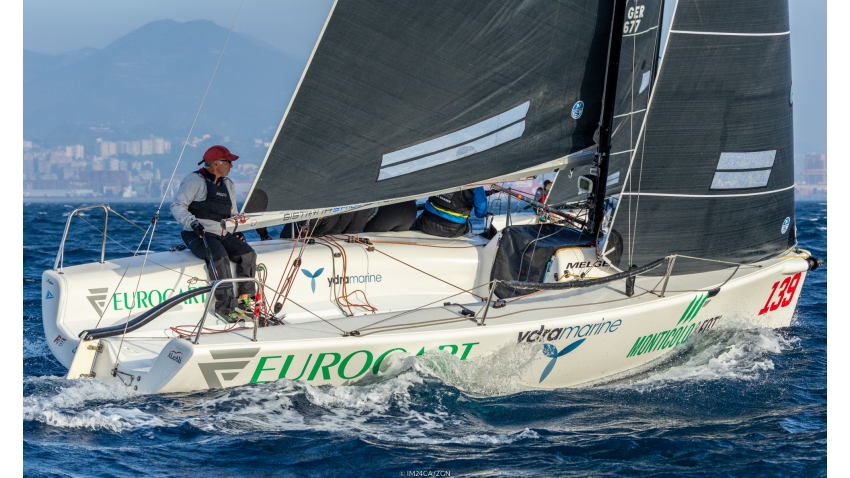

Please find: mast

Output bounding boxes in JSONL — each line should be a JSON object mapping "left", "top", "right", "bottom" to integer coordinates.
{"left": 651, "top": 0, "right": 666, "bottom": 91}
{"left": 588, "top": 0, "right": 628, "bottom": 235}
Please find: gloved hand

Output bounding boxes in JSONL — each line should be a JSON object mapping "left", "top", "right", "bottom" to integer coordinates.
{"left": 190, "top": 220, "right": 205, "bottom": 237}
{"left": 234, "top": 232, "right": 246, "bottom": 242}
{"left": 485, "top": 188, "right": 496, "bottom": 197}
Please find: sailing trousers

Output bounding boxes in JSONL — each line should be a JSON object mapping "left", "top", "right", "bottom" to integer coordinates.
{"left": 181, "top": 231, "right": 257, "bottom": 313}
{"left": 412, "top": 210, "right": 470, "bottom": 238}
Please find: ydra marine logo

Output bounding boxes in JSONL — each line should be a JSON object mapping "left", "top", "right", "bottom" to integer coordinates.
{"left": 301, "top": 268, "right": 324, "bottom": 293}
{"left": 539, "top": 339, "right": 585, "bottom": 383}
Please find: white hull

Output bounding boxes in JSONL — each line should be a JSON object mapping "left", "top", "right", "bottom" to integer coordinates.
{"left": 43, "top": 228, "right": 813, "bottom": 394}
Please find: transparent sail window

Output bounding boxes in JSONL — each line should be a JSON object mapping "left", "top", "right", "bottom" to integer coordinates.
{"left": 710, "top": 170, "right": 772, "bottom": 189}
{"left": 378, "top": 121, "right": 526, "bottom": 181}
{"left": 381, "top": 101, "right": 530, "bottom": 168}
{"left": 716, "top": 150, "right": 776, "bottom": 170}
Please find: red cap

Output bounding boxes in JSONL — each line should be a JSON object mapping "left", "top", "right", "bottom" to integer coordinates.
{"left": 203, "top": 145, "right": 239, "bottom": 162}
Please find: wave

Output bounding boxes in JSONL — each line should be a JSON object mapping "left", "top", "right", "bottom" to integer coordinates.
{"left": 619, "top": 326, "right": 795, "bottom": 391}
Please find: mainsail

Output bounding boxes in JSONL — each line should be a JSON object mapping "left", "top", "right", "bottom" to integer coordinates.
{"left": 547, "top": 0, "right": 664, "bottom": 206}
{"left": 610, "top": 0, "right": 796, "bottom": 274}
{"left": 243, "top": 0, "right": 614, "bottom": 221}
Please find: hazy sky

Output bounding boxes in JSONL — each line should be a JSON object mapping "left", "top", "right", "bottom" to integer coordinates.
{"left": 23, "top": 0, "right": 827, "bottom": 155}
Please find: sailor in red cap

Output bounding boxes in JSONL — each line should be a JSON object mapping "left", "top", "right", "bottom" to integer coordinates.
{"left": 170, "top": 145, "right": 257, "bottom": 323}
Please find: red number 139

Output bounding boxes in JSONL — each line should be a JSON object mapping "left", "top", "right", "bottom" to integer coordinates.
{"left": 758, "top": 272, "right": 801, "bottom": 316}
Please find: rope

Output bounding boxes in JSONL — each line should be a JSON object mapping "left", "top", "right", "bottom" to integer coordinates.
{"left": 351, "top": 237, "right": 486, "bottom": 301}
{"left": 113, "top": 213, "right": 161, "bottom": 371}
{"left": 503, "top": 256, "right": 668, "bottom": 290}
{"left": 356, "top": 280, "right": 495, "bottom": 332}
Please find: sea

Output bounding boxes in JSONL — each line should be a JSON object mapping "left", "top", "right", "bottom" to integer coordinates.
{"left": 23, "top": 201, "right": 827, "bottom": 476}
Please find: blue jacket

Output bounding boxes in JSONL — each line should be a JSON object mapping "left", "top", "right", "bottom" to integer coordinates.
{"left": 424, "top": 187, "right": 488, "bottom": 224}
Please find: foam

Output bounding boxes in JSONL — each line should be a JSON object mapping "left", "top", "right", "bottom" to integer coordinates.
{"left": 414, "top": 343, "right": 540, "bottom": 397}
{"left": 623, "top": 327, "right": 794, "bottom": 390}
{"left": 23, "top": 326, "right": 797, "bottom": 436}
{"left": 23, "top": 377, "right": 163, "bottom": 432}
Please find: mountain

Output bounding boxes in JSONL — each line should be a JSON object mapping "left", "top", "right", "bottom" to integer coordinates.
{"left": 24, "top": 19, "right": 305, "bottom": 151}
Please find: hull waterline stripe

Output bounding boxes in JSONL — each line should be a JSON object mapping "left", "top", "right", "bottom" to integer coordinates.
{"left": 670, "top": 30, "right": 791, "bottom": 37}
{"left": 620, "top": 184, "right": 794, "bottom": 198}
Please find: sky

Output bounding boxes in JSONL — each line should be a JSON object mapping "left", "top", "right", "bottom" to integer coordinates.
{"left": 22, "top": 0, "right": 827, "bottom": 155}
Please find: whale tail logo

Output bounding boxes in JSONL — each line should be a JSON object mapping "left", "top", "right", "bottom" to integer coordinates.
{"left": 301, "top": 268, "right": 324, "bottom": 293}
{"left": 539, "top": 338, "right": 585, "bottom": 383}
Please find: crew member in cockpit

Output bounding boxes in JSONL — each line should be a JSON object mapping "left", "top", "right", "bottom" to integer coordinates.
{"left": 413, "top": 187, "right": 490, "bottom": 238}
{"left": 171, "top": 145, "right": 257, "bottom": 323}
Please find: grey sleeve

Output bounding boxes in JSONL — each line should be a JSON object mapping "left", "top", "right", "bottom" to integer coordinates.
{"left": 170, "top": 175, "right": 204, "bottom": 230}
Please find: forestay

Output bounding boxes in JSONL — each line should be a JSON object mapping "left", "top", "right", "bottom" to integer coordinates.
{"left": 242, "top": 0, "right": 614, "bottom": 225}
{"left": 547, "top": 0, "right": 664, "bottom": 207}
{"left": 610, "top": 0, "right": 796, "bottom": 274}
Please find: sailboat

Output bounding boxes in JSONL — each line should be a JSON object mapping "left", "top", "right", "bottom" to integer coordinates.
{"left": 42, "top": 0, "right": 821, "bottom": 393}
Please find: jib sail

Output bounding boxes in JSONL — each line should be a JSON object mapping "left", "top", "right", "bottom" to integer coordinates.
{"left": 242, "top": 0, "right": 614, "bottom": 224}
{"left": 610, "top": 0, "right": 796, "bottom": 274}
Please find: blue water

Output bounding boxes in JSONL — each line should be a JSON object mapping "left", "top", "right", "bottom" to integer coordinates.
{"left": 23, "top": 202, "right": 826, "bottom": 476}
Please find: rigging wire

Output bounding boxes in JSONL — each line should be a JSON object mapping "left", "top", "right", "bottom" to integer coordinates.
{"left": 350, "top": 236, "right": 487, "bottom": 301}
{"left": 106, "top": 0, "right": 248, "bottom": 370}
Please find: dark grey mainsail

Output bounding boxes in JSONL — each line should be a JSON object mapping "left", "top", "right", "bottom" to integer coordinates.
{"left": 547, "top": 0, "right": 664, "bottom": 207}
{"left": 611, "top": 0, "right": 796, "bottom": 274}
{"left": 244, "top": 0, "right": 614, "bottom": 216}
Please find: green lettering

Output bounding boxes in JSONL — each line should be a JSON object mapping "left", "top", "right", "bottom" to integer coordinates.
{"left": 278, "top": 354, "right": 313, "bottom": 380}
{"left": 438, "top": 344, "right": 459, "bottom": 355}
{"left": 652, "top": 331, "right": 670, "bottom": 352}
{"left": 250, "top": 356, "right": 282, "bottom": 383}
{"left": 308, "top": 353, "right": 341, "bottom": 381}
{"left": 460, "top": 342, "right": 479, "bottom": 360}
{"left": 149, "top": 289, "right": 163, "bottom": 306}
{"left": 138, "top": 290, "right": 149, "bottom": 308}
{"left": 112, "top": 293, "right": 122, "bottom": 311}
{"left": 639, "top": 334, "right": 656, "bottom": 355}
{"left": 667, "top": 327, "right": 685, "bottom": 347}
{"left": 627, "top": 336, "right": 647, "bottom": 357}
{"left": 338, "top": 350, "right": 373, "bottom": 380}
{"left": 678, "top": 323, "right": 696, "bottom": 344}
{"left": 416, "top": 347, "right": 425, "bottom": 356}
{"left": 123, "top": 292, "right": 135, "bottom": 310}
{"left": 372, "top": 348, "right": 407, "bottom": 375}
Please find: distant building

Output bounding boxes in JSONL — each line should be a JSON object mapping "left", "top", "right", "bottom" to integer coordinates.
{"left": 142, "top": 139, "right": 153, "bottom": 155}
{"left": 153, "top": 137, "right": 165, "bottom": 154}
{"left": 795, "top": 153, "right": 827, "bottom": 201}
{"left": 74, "top": 144, "right": 84, "bottom": 159}
{"left": 97, "top": 139, "right": 117, "bottom": 157}
{"left": 803, "top": 154, "right": 826, "bottom": 185}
